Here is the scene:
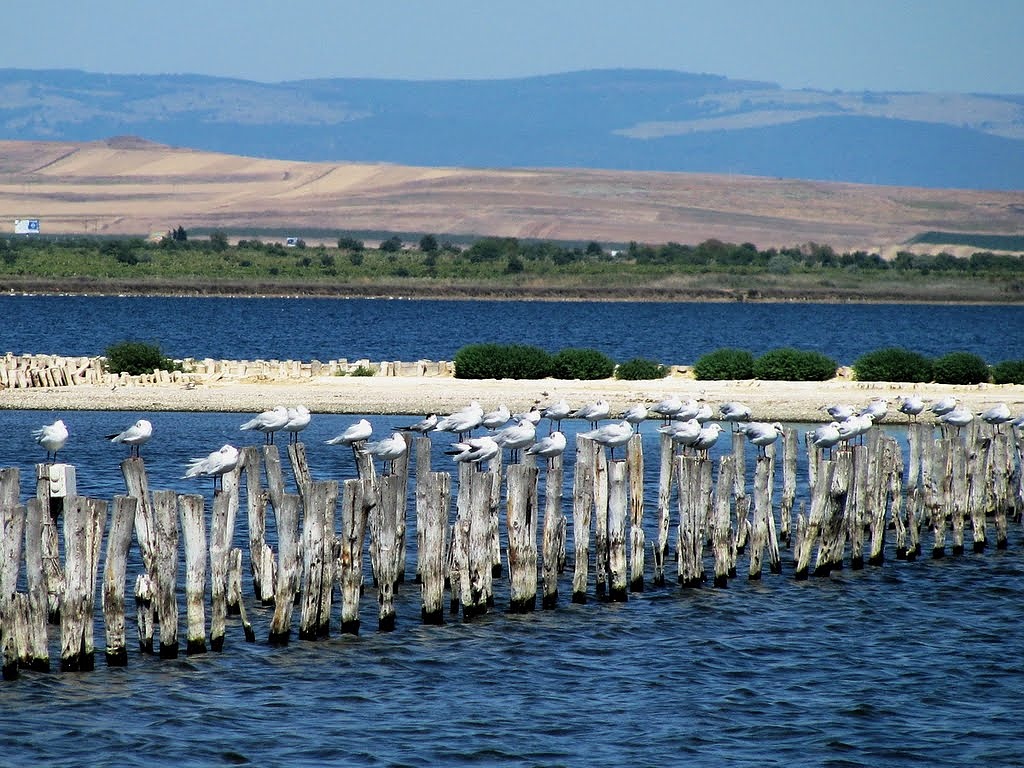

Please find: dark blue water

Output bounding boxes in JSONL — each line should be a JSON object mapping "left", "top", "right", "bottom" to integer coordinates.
{"left": 2, "top": 294, "right": 1022, "bottom": 364}
{"left": 2, "top": 408, "right": 1023, "bottom": 767}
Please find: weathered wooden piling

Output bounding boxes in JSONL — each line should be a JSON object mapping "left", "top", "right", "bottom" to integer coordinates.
{"left": 848, "top": 444, "right": 869, "bottom": 569}
{"left": 572, "top": 436, "right": 596, "bottom": 602}
{"left": 338, "top": 478, "right": 372, "bottom": 634}
{"left": 134, "top": 573, "right": 155, "bottom": 654}
{"left": 541, "top": 454, "right": 566, "bottom": 609}
{"left": 268, "top": 493, "right": 301, "bottom": 645}
{"left": 593, "top": 447, "right": 609, "bottom": 598}
{"left": 370, "top": 475, "right": 404, "bottom": 630}
{"left": 227, "top": 548, "right": 255, "bottom": 642}
{"left": 419, "top": 471, "right": 450, "bottom": 624}
{"left": 949, "top": 439, "right": 968, "bottom": 555}
{"left": 414, "top": 436, "right": 432, "bottom": 585}
{"left": 60, "top": 496, "right": 106, "bottom": 671}
{"left": 627, "top": 434, "right": 645, "bottom": 592}
{"left": 37, "top": 463, "right": 75, "bottom": 623}
{"left": 210, "top": 491, "right": 233, "bottom": 650}
{"left": 23, "top": 498, "right": 49, "bottom": 670}
{"left": 795, "top": 454, "right": 834, "bottom": 580}
{"left": 967, "top": 431, "right": 990, "bottom": 553}
{"left": 780, "top": 428, "right": 797, "bottom": 546}
{"left": 152, "top": 489, "right": 179, "bottom": 658}
{"left": 1, "top": 470, "right": 24, "bottom": 680}
{"left": 178, "top": 494, "right": 207, "bottom": 655}
{"left": 815, "top": 449, "right": 853, "bottom": 576}
{"left": 506, "top": 464, "right": 540, "bottom": 612}
{"left": 606, "top": 459, "right": 629, "bottom": 601}
{"left": 712, "top": 456, "right": 736, "bottom": 587}
{"left": 653, "top": 431, "right": 673, "bottom": 586}
{"left": 102, "top": 495, "right": 137, "bottom": 666}
{"left": 241, "top": 446, "right": 272, "bottom": 603}
{"left": 748, "top": 456, "right": 771, "bottom": 580}
{"left": 676, "top": 455, "right": 710, "bottom": 587}
{"left": 299, "top": 480, "right": 338, "bottom": 640}
{"left": 732, "top": 430, "right": 749, "bottom": 554}
{"left": 120, "top": 457, "right": 157, "bottom": 579}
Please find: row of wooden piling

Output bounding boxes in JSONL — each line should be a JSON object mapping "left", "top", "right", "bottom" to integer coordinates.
{"left": 1, "top": 419, "right": 1022, "bottom": 680}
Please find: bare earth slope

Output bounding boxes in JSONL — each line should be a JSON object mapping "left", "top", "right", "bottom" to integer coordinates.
{"left": 1, "top": 138, "right": 1021, "bottom": 252}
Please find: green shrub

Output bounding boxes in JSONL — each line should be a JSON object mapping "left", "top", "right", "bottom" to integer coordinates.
{"left": 550, "top": 348, "right": 615, "bottom": 380}
{"left": 105, "top": 340, "right": 181, "bottom": 375}
{"left": 349, "top": 365, "right": 377, "bottom": 377}
{"left": 692, "top": 348, "right": 756, "bottom": 380}
{"left": 853, "top": 347, "right": 933, "bottom": 382}
{"left": 992, "top": 359, "right": 1024, "bottom": 385}
{"left": 932, "top": 351, "right": 990, "bottom": 385}
{"left": 754, "top": 348, "right": 837, "bottom": 381}
{"left": 454, "top": 343, "right": 553, "bottom": 380}
{"left": 615, "top": 357, "right": 668, "bottom": 380}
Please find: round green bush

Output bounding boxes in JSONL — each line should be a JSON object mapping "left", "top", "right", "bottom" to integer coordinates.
{"left": 453, "top": 343, "right": 553, "bottom": 379}
{"left": 932, "top": 351, "right": 990, "bottom": 385}
{"left": 753, "top": 348, "right": 837, "bottom": 381}
{"left": 692, "top": 348, "right": 756, "bottom": 380}
{"left": 992, "top": 359, "right": 1024, "bottom": 385}
{"left": 550, "top": 348, "right": 615, "bottom": 380}
{"left": 852, "top": 347, "right": 933, "bottom": 382}
{"left": 615, "top": 357, "right": 668, "bottom": 380}
{"left": 105, "top": 340, "right": 181, "bottom": 375}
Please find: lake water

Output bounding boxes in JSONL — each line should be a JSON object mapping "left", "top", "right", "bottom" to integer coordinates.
{"left": 2, "top": 296, "right": 1023, "bottom": 766}
{"left": 2, "top": 294, "right": 1023, "bottom": 364}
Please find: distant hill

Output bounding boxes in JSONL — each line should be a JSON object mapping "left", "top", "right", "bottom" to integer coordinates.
{"left": 1, "top": 68, "right": 1022, "bottom": 190}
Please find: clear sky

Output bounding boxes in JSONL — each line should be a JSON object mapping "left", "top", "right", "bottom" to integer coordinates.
{"left": 3, "top": 0, "right": 1022, "bottom": 94}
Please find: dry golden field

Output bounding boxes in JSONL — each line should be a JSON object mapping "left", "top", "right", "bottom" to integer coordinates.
{"left": 1, "top": 136, "right": 1021, "bottom": 253}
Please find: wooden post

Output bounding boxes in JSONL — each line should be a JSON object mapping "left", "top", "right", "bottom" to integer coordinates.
{"left": 780, "top": 428, "right": 797, "bottom": 546}
{"left": 23, "top": 498, "right": 49, "bottom": 670}
{"left": 300, "top": 480, "right": 338, "bottom": 640}
{"left": 338, "top": 478, "right": 371, "bottom": 634}
{"left": 748, "top": 456, "right": 770, "bottom": 580}
{"left": 541, "top": 454, "right": 566, "bottom": 609}
{"left": 1, "top": 472, "right": 24, "bottom": 679}
{"left": 370, "top": 475, "right": 403, "bottom": 630}
{"left": 815, "top": 449, "right": 853, "bottom": 576}
{"left": 152, "top": 489, "right": 179, "bottom": 658}
{"left": 607, "top": 460, "right": 628, "bottom": 602}
{"left": 848, "top": 445, "right": 869, "bottom": 569}
{"left": 506, "top": 464, "right": 540, "bottom": 612}
{"left": 572, "top": 436, "right": 596, "bottom": 602}
{"left": 967, "top": 431, "right": 989, "bottom": 553}
{"left": 227, "top": 547, "right": 255, "bottom": 642}
{"left": 592, "top": 447, "right": 609, "bottom": 599}
{"left": 991, "top": 431, "right": 1011, "bottom": 549}
{"left": 868, "top": 437, "right": 899, "bottom": 565}
{"left": 626, "top": 433, "right": 645, "bottom": 592}
{"left": 59, "top": 496, "right": 105, "bottom": 671}
{"left": 463, "top": 469, "right": 495, "bottom": 619}
{"left": 37, "top": 463, "right": 72, "bottom": 623}
{"left": 209, "top": 491, "right": 232, "bottom": 650}
{"left": 676, "top": 455, "right": 704, "bottom": 587}
{"left": 268, "top": 494, "right": 301, "bottom": 645}
{"left": 712, "top": 456, "right": 735, "bottom": 587}
{"left": 263, "top": 445, "right": 286, "bottom": 513}
{"left": 926, "top": 437, "right": 949, "bottom": 558}
{"left": 120, "top": 457, "right": 157, "bottom": 579}
{"left": 134, "top": 573, "right": 155, "bottom": 654}
{"left": 949, "top": 439, "right": 968, "bottom": 555}
{"left": 414, "top": 436, "right": 432, "bottom": 584}
{"left": 241, "top": 446, "right": 271, "bottom": 603}
{"left": 653, "top": 432, "right": 673, "bottom": 586}
{"left": 178, "top": 494, "right": 207, "bottom": 655}
{"left": 449, "top": 463, "right": 472, "bottom": 616}
{"left": 795, "top": 456, "right": 833, "bottom": 580}
{"left": 287, "top": 442, "right": 313, "bottom": 501}
{"left": 420, "top": 471, "right": 450, "bottom": 624}
{"left": 731, "top": 430, "right": 748, "bottom": 553}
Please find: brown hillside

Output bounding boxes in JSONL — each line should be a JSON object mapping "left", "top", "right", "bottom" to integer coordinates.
{"left": 0, "top": 138, "right": 1021, "bottom": 252}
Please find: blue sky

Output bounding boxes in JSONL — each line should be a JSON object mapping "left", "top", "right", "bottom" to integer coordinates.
{"left": 3, "top": 0, "right": 1022, "bottom": 94}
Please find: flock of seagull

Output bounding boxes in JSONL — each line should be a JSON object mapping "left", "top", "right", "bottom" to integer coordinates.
{"left": 29, "top": 394, "right": 1024, "bottom": 485}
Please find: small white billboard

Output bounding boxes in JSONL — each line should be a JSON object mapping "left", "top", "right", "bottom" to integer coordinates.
{"left": 14, "top": 218, "right": 40, "bottom": 234}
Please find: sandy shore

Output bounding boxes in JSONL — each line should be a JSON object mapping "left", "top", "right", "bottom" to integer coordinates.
{"left": 3, "top": 374, "right": 1023, "bottom": 424}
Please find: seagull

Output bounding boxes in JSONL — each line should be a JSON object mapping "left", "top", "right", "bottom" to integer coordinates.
{"left": 620, "top": 403, "right": 648, "bottom": 432}
{"left": 810, "top": 421, "right": 842, "bottom": 458}
{"left": 106, "top": 418, "right": 153, "bottom": 457}
{"left": 33, "top": 419, "right": 68, "bottom": 462}
{"left": 240, "top": 405, "right": 289, "bottom": 444}
{"left": 719, "top": 401, "right": 753, "bottom": 431}
{"left": 825, "top": 403, "right": 856, "bottom": 421}
{"left": 979, "top": 402, "right": 1013, "bottom": 430}
{"left": 282, "top": 405, "right": 311, "bottom": 444}
{"left": 540, "top": 399, "right": 572, "bottom": 430}
{"left": 691, "top": 423, "right": 724, "bottom": 458}
{"left": 445, "top": 435, "right": 500, "bottom": 470}
{"left": 694, "top": 402, "right": 714, "bottom": 423}
{"left": 434, "top": 401, "right": 484, "bottom": 439}
{"left": 837, "top": 413, "right": 873, "bottom": 445}
{"left": 658, "top": 418, "right": 702, "bottom": 453}
{"left": 648, "top": 395, "right": 683, "bottom": 422}
{"left": 741, "top": 421, "right": 785, "bottom": 457}
{"left": 396, "top": 413, "right": 438, "bottom": 433}
{"left": 524, "top": 431, "right": 567, "bottom": 467}
{"left": 512, "top": 404, "right": 542, "bottom": 427}
{"left": 929, "top": 395, "right": 958, "bottom": 417}
{"left": 358, "top": 432, "right": 408, "bottom": 475}
{"left": 675, "top": 399, "right": 703, "bottom": 422}
{"left": 182, "top": 444, "right": 240, "bottom": 491}
{"left": 480, "top": 403, "right": 511, "bottom": 431}
{"left": 859, "top": 398, "right": 889, "bottom": 422}
{"left": 896, "top": 395, "right": 925, "bottom": 421}
{"left": 492, "top": 418, "right": 537, "bottom": 463}
{"left": 326, "top": 418, "right": 373, "bottom": 447}
{"left": 581, "top": 420, "right": 634, "bottom": 459}
{"left": 940, "top": 407, "right": 974, "bottom": 436}
{"left": 572, "top": 400, "right": 610, "bottom": 428}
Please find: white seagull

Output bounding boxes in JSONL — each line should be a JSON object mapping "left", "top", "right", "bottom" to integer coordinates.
{"left": 434, "top": 401, "right": 485, "bottom": 439}
{"left": 33, "top": 419, "right": 69, "bottom": 462}
{"left": 358, "top": 432, "right": 408, "bottom": 474}
{"left": 572, "top": 400, "right": 611, "bottom": 428}
{"left": 859, "top": 398, "right": 889, "bottom": 422}
{"left": 742, "top": 421, "right": 785, "bottom": 456}
{"left": 326, "top": 418, "right": 373, "bottom": 447}
{"left": 540, "top": 399, "right": 573, "bottom": 430}
{"left": 282, "top": 405, "right": 311, "bottom": 444}
{"left": 896, "top": 395, "right": 925, "bottom": 421}
{"left": 691, "top": 423, "right": 724, "bottom": 458}
{"left": 524, "top": 431, "right": 567, "bottom": 466}
{"left": 658, "top": 418, "right": 702, "bottom": 453}
{"left": 183, "top": 444, "right": 240, "bottom": 491}
{"left": 929, "top": 395, "right": 958, "bottom": 417}
{"left": 824, "top": 403, "right": 856, "bottom": 421}
{"left": 620, "top": 403, "right": 649, "bottom": 432}
{"left": 648, "top": 395, "right": 683, "bottom": 422}
{"left": 480, "top": 403, "right": 512, "bottom": 431}
{"left": 512, "top": 404, "right": 543, "bottom": 426}
{"left": 445, "top": 435, "right": 500, "bottom": 469}
{"left": 492, "top": 418, "right": 537, "bottom": 462}
{"left": 240, "top": 405, "right": 290, "bottom": 444}
{"left": 940, "top": 407, "right": 974, "bottom": 435}
{"left": 979, "top": 402, "right": 1013, "bottom": 430}
{"left": 106, "top": 418, "right": 153, "bottom": 457}
{"left": 675, "top": 399, "right": 703, "bottom": 422}
{"left": 810, "top": 422, "right": 842, "bottom": 457}
{"left": 719, "top": 401, "right": 753, "bottom": 430}
{"left": 397, "top": 413, "right": 438, "bottom": 433}
{"left": 581, "top": 420, "right": 634, "bottom": 459}
{"left": 837, "top": 413, "right": 873, "bottom": 444}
